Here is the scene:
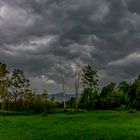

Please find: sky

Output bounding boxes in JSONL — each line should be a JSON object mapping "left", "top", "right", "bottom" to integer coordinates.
{"left": 0, "top": 0, "right": 140, "bottom": 94}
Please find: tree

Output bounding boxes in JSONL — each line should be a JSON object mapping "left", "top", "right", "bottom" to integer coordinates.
{"left": 41, "top": 89, "right": 48, "bottom": 113}
{"left": 0, "top": 62, "right": 9, "bottom": 110}
{"left": 117, "top": 81, "right": 130, "bottom": 94}
{"left": 80, "top": 64, "right": 98, "bottom": 110}
{"left": 0, "top": 63, "right": 9, "bottom": 78}
{"left": 59, "top": 63, "right": 67, "bottom": 111}
{"left": 33, "top": 94, "right": 44, "bottom": 113}
{"left": 74, "top": 59, "right": 82, "bottom": 112}
{"left": 10, "top": 69, "right": 30, "bottom": 110}
{"left": 81, "top": 64, "right": 98, "bottom": 91}
{"left": 129, "top": 75, "right": 140, "bottom": 110}
{"left": 100, "top": 82, "right": 118, "bottom": 109}
{"left": 100, "top": 82, "right": 116, "bottom": 98}
{"left": 99, "top": 82, "right": 130, "bottom": 109}
{"left": 41, "top": 89, "right": 48, "bottom": 102}
{"left": 117, "top": 81, "right": 130, "bottom": 107}
{"left": 24, "top": 89, "right": 35, "bottom": 111}
{"left": 67, "top": 97, "right": 75, "bottom": 108}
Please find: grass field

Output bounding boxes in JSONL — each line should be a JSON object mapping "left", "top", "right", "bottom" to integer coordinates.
{"left": 0, "top": 110, "right": 140, "bottom": 140}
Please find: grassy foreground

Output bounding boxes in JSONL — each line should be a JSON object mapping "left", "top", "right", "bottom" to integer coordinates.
{"left": 0, "top": 110, "right": 140, "bottom": 140}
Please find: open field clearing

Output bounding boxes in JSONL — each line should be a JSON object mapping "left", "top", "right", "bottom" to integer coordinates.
{"left": 0, "top": 110, "right": 140, "bottom": 140}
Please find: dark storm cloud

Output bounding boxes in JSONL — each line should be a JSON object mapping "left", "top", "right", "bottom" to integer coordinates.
{"left": 0, "top": 0, "right": 140, "bottom": 92}
{"left": 127, "top": 0, "right": 140, "bottom": 14}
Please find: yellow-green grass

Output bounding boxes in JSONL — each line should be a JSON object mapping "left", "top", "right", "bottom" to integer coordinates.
{"left": 0, "top": 110, "right": 140, "bottom": 140}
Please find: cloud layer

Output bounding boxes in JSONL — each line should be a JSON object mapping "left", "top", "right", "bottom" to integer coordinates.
{"left": 0, "top": 0, "right": 140, "bottom": 93}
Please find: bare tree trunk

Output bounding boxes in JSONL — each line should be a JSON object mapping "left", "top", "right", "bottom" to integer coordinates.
{"left": 62, "top": 77, "right": 66, "bottom": 110}
{"left": 74, "top": 59, "right": 81, "bottom": 112}
{"left": 58, "top": 62, "right": 67, "bottom": 111}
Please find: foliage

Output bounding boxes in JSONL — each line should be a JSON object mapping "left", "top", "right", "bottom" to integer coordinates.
{"left": 81, "top": 64, "right": 98, "bottom": 91}
{"left": 80, "top": 89, "right": 98, "bottom": 110}
{"left": 80, "top": 64, "right": 99, "bottom": 110}
{"left": 0, "top": 62, "right": 9, "bottom": 110}
{"left": 129, "top": 75, "right": 140, "bottom": 110}
{"left": 1, "top": 61, "right": 140, "bottom": 112}
{"left": 24, "top": 89, "right": 35, "bottom": 111}
{"left": 66, "top": 97, "right": 75, "bottom": 108}
{"left": 9, "top": 69, "right": 30, "bottom": 110}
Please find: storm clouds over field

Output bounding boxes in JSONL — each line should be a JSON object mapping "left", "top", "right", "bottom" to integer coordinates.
{"left": 0, "top": 0, "right": 140, "bottom": 93}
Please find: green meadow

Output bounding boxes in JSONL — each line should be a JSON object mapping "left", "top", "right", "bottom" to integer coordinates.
{"left": 0, "top": 110, "right": 140, "bottom": 140}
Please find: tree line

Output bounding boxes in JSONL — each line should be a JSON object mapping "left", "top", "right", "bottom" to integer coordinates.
{"left": 63, "top": 63, "right": 140, "bottom": 112}
{"left": 0, "top": 61, "right": 140, "bottom": 114}
{"left": 0, "top": 62, "right": 56, "bottom": 113}
{"left": 79, "top": 64, "right": 140, "bottom": 111}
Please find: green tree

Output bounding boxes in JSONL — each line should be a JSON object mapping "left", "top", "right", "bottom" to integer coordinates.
{"left": 24, "top": 89, "right": 35, "bottom": 111}
{"left": 80, "top": 64, "right": 98, "bottom": 110}
{"left": 33, "top": 94, "right": 44, "bottom": 113}
{"left": 0, "top": 62, "right": 9, "bottom": 110}
{"left": 129, "top": 75, "right": 140, "bottom": 110}
{"left": 81, "top": 64, "right": 98, "bottom": 91}
{"left": 41, "top": 89, "right": 48, "bottom": 113}
{"left": 67, "top": 97, "right": 75, "bottom": 108}
{"left": 117, "top": 81, "right": 130, "bottom": 107}
{"left": 10, "top": 69, "right": 30, "bottom": 110}
{"left": 99, "top": 82, "right": 130, "bottom": 109}
{"left": 100, "top": 82, "right": 119, "bottom": 109}
{"left": 100, "top": 82, "right": 116, "bottom": 98}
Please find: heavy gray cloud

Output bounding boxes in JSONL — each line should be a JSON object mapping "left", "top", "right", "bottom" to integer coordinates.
{"left": 0, "top": 0, "right": 140, "bottom": 93}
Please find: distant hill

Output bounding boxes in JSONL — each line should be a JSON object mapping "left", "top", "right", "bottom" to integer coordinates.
{"left": 48, "top": 92, "right": 81, "bottom": 102}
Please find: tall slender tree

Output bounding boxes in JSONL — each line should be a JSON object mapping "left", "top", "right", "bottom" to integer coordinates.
{"left": 81, "top": 64, "right": 98, "bottom": 91}
{"left": 24, "top": 89, "right": 35, "bottom": 111}
{"left": 0, "top": 62, "right": 9, "bottom": 110}
{"left": 59, "top": 63, "right": 67, "bottom": 111}
{"left": 80, "top": 64, "right": 98, "bottom": 110}
{"left": 74, "top": 59, "right": 82, "bottom": 112}
{"left": 10, "top": 69, "right": 30, "bottom": 110}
